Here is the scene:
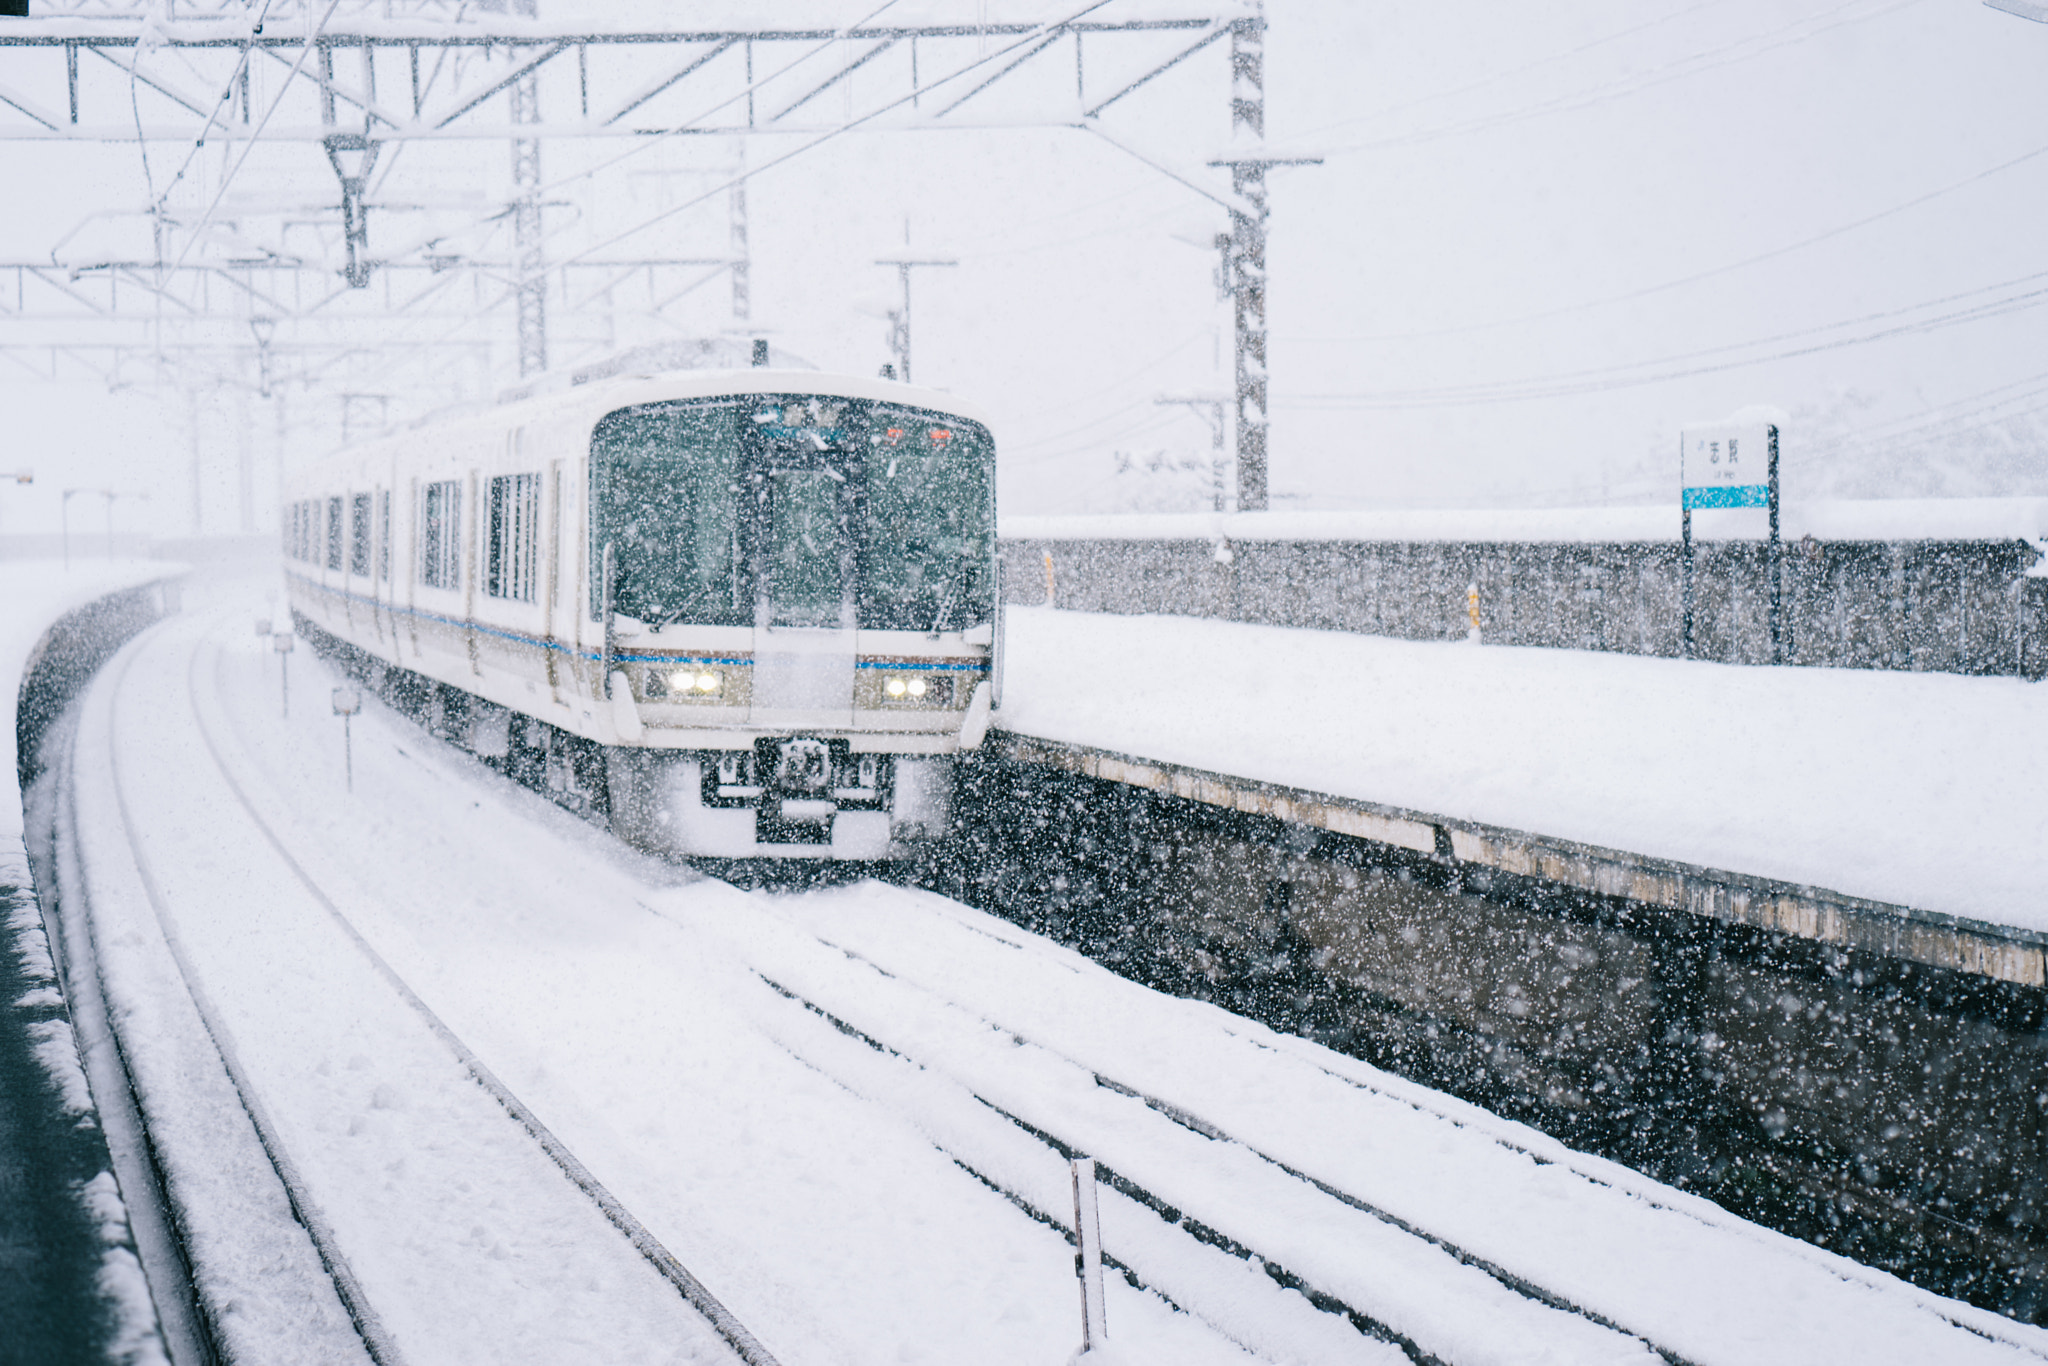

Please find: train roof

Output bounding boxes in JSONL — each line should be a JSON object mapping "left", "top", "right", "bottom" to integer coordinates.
{"left": 293, "top": 367, "right": 997, "bottom": 492}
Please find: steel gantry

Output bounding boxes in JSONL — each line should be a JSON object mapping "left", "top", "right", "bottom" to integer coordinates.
{"left": 0, "top": 0, "right": 1299, "bottom": 509}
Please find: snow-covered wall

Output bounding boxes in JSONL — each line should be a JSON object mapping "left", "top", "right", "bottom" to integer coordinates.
{"left": 1001, "top": 500, "right": 2048, "bottom": 678}
{"left": 1, "top": 561, "right": 184, "bottom": 1364}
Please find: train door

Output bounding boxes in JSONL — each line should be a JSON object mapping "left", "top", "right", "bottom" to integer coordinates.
{"left": 750, "top": 441, "right": 857, "bottom": 730}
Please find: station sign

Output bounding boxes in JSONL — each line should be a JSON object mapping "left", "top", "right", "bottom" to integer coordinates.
{"left": 1680, "top": 425, "right": 1772, "bottom": 509}
{"left": 1678, "top": 420, "right": 1783, "bottom": 663}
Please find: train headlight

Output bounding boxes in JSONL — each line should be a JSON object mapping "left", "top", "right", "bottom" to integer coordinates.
{"left": 885, "top": 677, "right": 907, "bottom": 697}
{"left": 669, "top": 668, "right": 723, "bottom": 696}
{"left": 907, "top": 676, "right": 927, "bottom": 697}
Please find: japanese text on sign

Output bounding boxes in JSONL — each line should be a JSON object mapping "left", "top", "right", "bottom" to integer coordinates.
{"left": 1680, "top": 424, "right": 1773, "bottom": 509}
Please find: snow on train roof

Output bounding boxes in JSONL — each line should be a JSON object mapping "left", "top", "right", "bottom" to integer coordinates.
{"left": 1003, "top": 497, "right": 2048, "bottom": 545}
{"left": 294, "top": 367, "right": 996, "bottom": 492}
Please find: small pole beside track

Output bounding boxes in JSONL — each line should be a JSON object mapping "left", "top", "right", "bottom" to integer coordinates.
{"left": 332, "top": 685, "right": 362, "bottom": 792}
{"left": 1070, "top": 1156, "right": 1108, "bottom": 1358}
{"left": 273, "top": 630, "right": 294, "bottom": 718}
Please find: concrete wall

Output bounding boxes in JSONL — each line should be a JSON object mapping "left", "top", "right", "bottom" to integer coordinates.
{"left": 1002, "top": 536, "right": 2048, "bottom": 678}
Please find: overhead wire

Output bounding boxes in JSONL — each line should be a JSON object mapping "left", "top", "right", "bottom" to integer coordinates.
{"left": 1316, "top": 0, "right": 1926, "bottom": 157}
{"left": 512, "top": 0, "right": 910, "bottom": 213}
{"left": 1284, "top": 137, "right": 2048, "bottom": 345}
{"left": 164, "top": 0, "right": 343, "bottom": 285}
{"left": 326, "top": 1, "right": 1128, "bottom": 401}
{"left": 554, "top": 0, "right": 1121, "bottom": 269}
{"left": 147, "top": 0, "right": 281, "bottom": 220}
{"left": 1282, "top": 0, "right": 1737, "bottom": 144}
{"left": 1285, "top": 268, "right": 2048, "bottom": 409}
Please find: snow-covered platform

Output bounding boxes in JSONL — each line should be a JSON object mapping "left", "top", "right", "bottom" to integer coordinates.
{"left": 994, "top": 606, "right": 2048, "bottom": 984}
{"left": 39, "top": 577, "right": 2048, "bottom": 1364}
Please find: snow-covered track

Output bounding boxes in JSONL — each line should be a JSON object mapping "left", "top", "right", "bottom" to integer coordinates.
{"left": 60, "top": 589, "right": 2048, "bottom": 1366}
{"left": 750, "top": 956, "right": 1687, "bottom": 1366}
{"left": 177, "top": 634, "right": 783, "bottom": 1366}
{"left": 657, "top": 881, "right": 2048, "bottom": 1366}
{"left": 63, "top": 606, "right": 760, "bottom": 1366}
{"left": 673, "top": 910, "right": 1669, "bottom": 1366}
{"left": 102, "top": 639, "right": 411, "bottom": 1366}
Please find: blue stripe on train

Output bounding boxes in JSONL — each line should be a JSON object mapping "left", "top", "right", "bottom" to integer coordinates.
{"left": 286, "top": 570, "right": 983, "bottom": 670}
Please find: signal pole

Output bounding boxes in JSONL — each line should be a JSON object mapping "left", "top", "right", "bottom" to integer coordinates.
{"left": 874, "top": 258, "right": 957, "bottom": 385}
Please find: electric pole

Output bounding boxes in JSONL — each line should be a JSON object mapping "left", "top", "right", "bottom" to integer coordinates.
{"left": 1212, "top": 4, "right": 1317, "bottom": 512}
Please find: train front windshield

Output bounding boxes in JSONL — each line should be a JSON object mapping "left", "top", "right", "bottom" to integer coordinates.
{"left": 590, "top": 395, "right": 995, "bottom": 633}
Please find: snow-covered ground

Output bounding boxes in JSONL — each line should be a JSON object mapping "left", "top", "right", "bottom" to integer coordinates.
{"left": 46, "top": 574, "right": 2048, "bottom": 1363}
{"left": 997, "top": 606, "right": 2048, "bottom": 933}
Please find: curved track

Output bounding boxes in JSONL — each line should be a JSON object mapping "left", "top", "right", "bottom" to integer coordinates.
{"left": 54, "top": 585, "right": 2048, "bottom": 1366}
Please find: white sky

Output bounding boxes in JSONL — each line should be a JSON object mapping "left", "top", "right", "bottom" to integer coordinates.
{"left": 1, "top": 0, "right": 2044, "bottom": 537}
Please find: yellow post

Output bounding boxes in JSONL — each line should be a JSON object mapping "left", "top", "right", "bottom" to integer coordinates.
{"left": 1043, "top": 550, "right": 1057, "bottom": 607}
{"left": 1466, "top": 581, "right": 1481, "bottom": 643}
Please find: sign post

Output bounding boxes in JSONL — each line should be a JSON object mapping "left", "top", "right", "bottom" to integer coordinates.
{"left": 1680, "top": 423, "right": 1781, "bottom": 662}
{"left": 332, "top": 685, "right": 362, "bottom": 792}
{"left": 273, "top": 631, "right": 295, "bottom": 717}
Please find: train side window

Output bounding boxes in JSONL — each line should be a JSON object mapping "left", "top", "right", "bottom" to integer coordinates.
{"left": 350, "top": 493, "right": 372, "bottom": 576}
{"left": 486, "top": 472, "right": 540, "bottom": 603}
{"left": 376, "top": 489, "right": 391, "bottom": 580}
{"left": 421, "top": 480, "right": 461, "bottom": 589}
{"left": 326, "top": 497, "right": 343, "bottom": 571}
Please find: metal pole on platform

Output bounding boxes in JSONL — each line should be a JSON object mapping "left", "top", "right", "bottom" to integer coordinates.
{"left": 1680, "top": 434, "right": 1695, "bottom": 660}
{"left": 1767, "top": 424, "right": 1783, "bottom": 665}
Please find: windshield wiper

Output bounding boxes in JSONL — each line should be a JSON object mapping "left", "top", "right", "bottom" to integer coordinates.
{"left": 929, "top": 577, "right": 959, "bottom": 636}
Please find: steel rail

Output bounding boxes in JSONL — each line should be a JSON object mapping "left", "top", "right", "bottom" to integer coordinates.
{"left": 788, "top": 911, "right": 2048, "bottom": 1363}
{"left": 38, "top": 710, "right": 214, "bottom": 1366}
{"left": 182, "top": 633, "right": 785, "bottom": 1366}
{"left": 95, "top": 633, "right": 404, "bottom": 1366}
{"left": 738, "top": 955, "right": 1682, "bottom": 1366}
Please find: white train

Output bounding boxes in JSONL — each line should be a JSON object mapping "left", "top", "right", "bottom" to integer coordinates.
{"left": 284, "top": 361, "right": 1000, "bottom": 859}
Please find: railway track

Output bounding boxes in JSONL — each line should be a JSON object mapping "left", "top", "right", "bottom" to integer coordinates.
{"left": 54, "top": 609, "right": 768, "bottom": 1366}
{"left": 661, "top": 908, "right": 1675, "bottom": 1366}
{"left": 44, "top": 598, "right": 2048, "bottom": 1366}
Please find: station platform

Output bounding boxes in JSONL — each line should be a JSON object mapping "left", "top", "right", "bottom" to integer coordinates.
{"left": 993, "top": 606, "right": 2048, "bottom": 985}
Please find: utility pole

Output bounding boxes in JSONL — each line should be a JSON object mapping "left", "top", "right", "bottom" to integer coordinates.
{"left": 512, "top": 66, "right": 547, "bottom": 377}
{"left": 875, "top": 258, "right": 957, "bottom": 385}
{"left": 1211, "top": 3, "right": 1317, "bottom": 512}
{"left": 511, "top": 0, "right": 547, "bottom": 376}
{"left": 730, "top": 143, "right": 752, "bottom": 324}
